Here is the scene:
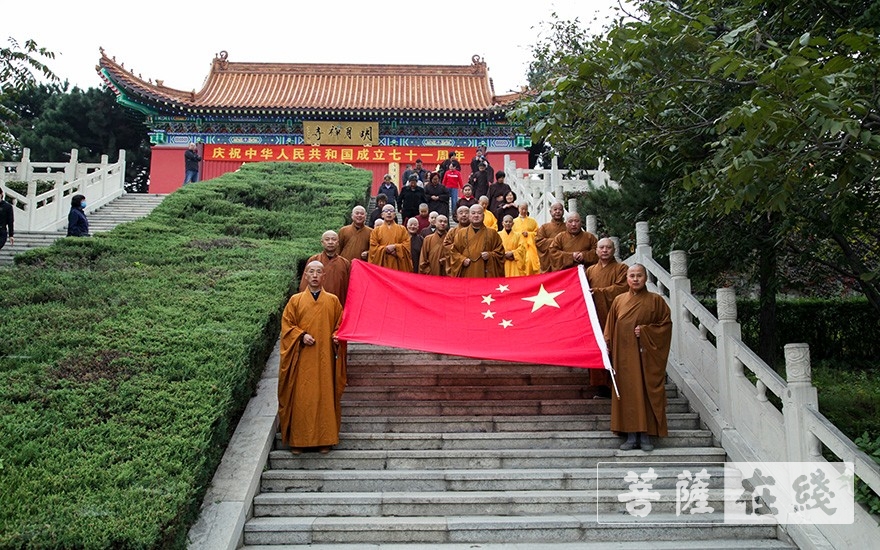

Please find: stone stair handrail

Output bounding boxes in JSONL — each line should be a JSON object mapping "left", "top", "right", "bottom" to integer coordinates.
{"left": 629, "top": 220, "right": 880, "bottom": 549}
{"left": 1, "top": 148, "right": 126, "bottom": 232}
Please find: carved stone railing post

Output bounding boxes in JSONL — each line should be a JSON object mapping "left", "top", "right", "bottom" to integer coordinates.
{"left": 635, "top": 221, "right": 651, "bottom": 263}
{"left": 783, "top": 343, "right": 821, "bottom": 462}
{"left": 586, "top": 214, "right": 597, "bottom": 236}
{"left": 668, "top": 250, "right": 691, "bottom": 359}
{"left": 715, "top": 287, "right": 740, "bottom": 429}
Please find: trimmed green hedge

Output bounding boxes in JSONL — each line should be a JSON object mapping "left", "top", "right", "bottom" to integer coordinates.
{"left": 0, "top": 162, "right": 369, "bottom": 549}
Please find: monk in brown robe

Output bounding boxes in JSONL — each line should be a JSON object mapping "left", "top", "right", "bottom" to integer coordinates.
{"left": 278, "top": 261, "right": 347, "bottom": 454}
{"left": 535, "top": 202, "right": 566, "bottom": 273}
{"left": 368, "top": 205, "right": 412, "bottom": 272}
{"left": 447, "top": 205, "right": 505, "bottom": 278}
{"left": 337, "top": 205, "right": 371, "bottom": 261}
{"left": 300, "top": 230, "right": 351, "bottom": 306}
{"left": 441, "top": 205, "right": 471, "bottom": 269}
{"left": 604, "top": 263, "right": 672, "bottom": 452}
{"left": 586, "top": 238, "right": 629, "bottom": 397}
{"left": 548, "top": 212, "right": 599, "bottom": 272}
{"left": 419, "top": 214, "right": 449, "bottom": 275}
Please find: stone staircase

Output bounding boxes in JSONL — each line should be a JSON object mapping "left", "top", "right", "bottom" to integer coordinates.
{"left": 240, "top": 344, "right": 797, "bottom": 549}
{"left": 0, "top": 193, "right": 165, "bottom": 266}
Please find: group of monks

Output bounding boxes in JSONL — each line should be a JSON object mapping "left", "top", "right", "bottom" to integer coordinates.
{"left": 278, "top": 198, "right": 672, "bottom": 454}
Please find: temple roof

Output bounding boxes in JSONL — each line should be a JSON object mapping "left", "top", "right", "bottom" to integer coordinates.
{"left": 97, "top": 49, "right": 522, "bottom": 116}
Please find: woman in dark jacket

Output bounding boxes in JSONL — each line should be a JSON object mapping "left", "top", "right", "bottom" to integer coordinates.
{"left": 67, "top": 194, "right": 90, "bottom": 237}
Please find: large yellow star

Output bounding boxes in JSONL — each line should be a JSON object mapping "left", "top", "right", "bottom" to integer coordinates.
{"left": 522, "top": 284, "right": 564, "bottom": 313}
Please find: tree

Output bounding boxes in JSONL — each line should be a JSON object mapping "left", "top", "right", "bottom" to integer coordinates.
{"left": 0, "top": 37, "right": 56, "bottom": 160}
{"left": 513, "top": 0, "right": 880, "bottom": 361}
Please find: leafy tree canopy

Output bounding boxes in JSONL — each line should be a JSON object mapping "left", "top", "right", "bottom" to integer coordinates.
{"left": 0, "top": 37, "right": 57, "bottom": 160}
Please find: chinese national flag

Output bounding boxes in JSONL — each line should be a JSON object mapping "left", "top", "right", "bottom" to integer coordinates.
{"left": 337, "top": 260, "right": 610, "bottom": 369}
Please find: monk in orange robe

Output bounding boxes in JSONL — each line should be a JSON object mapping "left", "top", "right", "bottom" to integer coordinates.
{"left": 368, "top": 205, "right": 412, "bottom": 272}
{"left": 419, "top": 214, "right": 449, "bottom": 275}
{"left": 586, "top": 237, "right": 629, "bottom": 397}
{"left": 548, "top": 212, "right": 598, "bottom": 272}
{"left": 512, "top": 202, "right": 540, "bottom": 275}
{"left": 299, "top": 230, "right": 351, "bottom": 306}
{"left": 447, "top": 205, "right": 505, "bottom": 278}
{"left": 535, "top": 202, "right": 566, "bottom": 273}
{"left": 441, "top": 205, "right": 471, "bottom": 271}
{"left": 604, "top": 263, "right": 672, "bottom": 452}
{"left": 499, "top": 214, "right": 527, "bottom": 277}
{"left": 337, "top": 205, "right": 372, "bottom": 262}
{"left": 279, "top": 261, "right": 347, "bottom": 454}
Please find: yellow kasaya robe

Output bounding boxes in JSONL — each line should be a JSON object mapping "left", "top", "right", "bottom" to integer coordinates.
{"left": 512, "top": 215, "right": 540, "bottom": 275}
{"left": 548, "top": 230, "right": 599, "bottom": 272}
{"left": 604, "top": 288, "right": 672, "bottom": 436}
{"left": 482, "top": 209, "right": 498, "bottom": 233}
{"left": 278, "top": 289, "right": 347, "bottom": 448}
{"left": 586, "top": 260, "right": 629, "bottom": 388}
{"left": 299, "top": 252, "right": 351, "bottom": 307}
{"left": 368, "top": 221, "right": 412, "bottom": 272}
{"left": 535, "top": 220, "right": 565, "bottom": 273}
{"left": 499, "top": 228, "right": 527, "bottom": 277}
{"left": 419, "top": 231, "right": 448, "bottom": 276}
{"left": 447, "top": 225, "right": 505, "bottom": 278}
{"left": 337, "top": 224, "right": 371, "bottom": 262}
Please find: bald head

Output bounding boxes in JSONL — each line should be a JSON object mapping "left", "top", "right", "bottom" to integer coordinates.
{"left": 321, "top": 230, "right": 339, "bottom": 256}
{"left": 469, "top": 204, "right": 485, "bottom": 227}
{"left": 565, "top": 212, "right": 583, "bottom": 235}
{"left": 303, "top": 260, "right": 325, "bottom": 291}
{"left": 549, "top": 202, "right": 564, "bottom": 222}
{"left": 597, "top": 237, "right": 615, "bottom": 263}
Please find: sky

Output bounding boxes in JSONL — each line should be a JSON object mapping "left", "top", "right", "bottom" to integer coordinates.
{"left": 6, "top": 0, "right": 622, "bottom": 95}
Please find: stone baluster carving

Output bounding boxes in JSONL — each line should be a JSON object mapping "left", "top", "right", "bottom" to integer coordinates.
{"left": 783, "top": 343, "right": 821, "bottom": 461}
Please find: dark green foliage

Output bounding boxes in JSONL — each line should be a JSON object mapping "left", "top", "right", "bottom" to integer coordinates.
{"left": 0, "top": 162, "right": 371, "bottom": 549}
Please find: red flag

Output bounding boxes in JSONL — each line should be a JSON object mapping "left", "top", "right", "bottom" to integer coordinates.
{"left": 338, "top": 260, "right": 610, "bottom": 369}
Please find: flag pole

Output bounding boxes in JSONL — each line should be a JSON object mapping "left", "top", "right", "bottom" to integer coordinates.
{"left": 609, "top": 365, "right": 621, "bottom": 400}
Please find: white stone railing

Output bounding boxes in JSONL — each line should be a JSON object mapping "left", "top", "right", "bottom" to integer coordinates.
{"left": 0, "top": 148, "right": 126, "bottom": 232}
{"left": 503, "top": 155, "right": 616, "bottom": 224}
{"left": 628, "top": 220, "right": 880, "bottom": 550}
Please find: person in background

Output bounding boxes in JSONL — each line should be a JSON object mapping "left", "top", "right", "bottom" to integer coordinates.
{"left": 377, "top": 174, "right": 399, "bottom": 209}
{"left": 406, "top": 217, "right": 424, "bottom": 273}
{"left": 398, "top": 175, "right": 428, "bottom": 222}
{"left": 478, "top": 196, "right": 497, "bottom": 233}
{"left": 441, "top": 158, "right": 465, "bottom": 212}
{"left": 420, "top": 211, "right": 439, "bottom": 238}
{"left": 419, "top": 214, "right": 449, "bottom": 276}
{"left": 424, "top": 172, "right": 450, "bottom": 217}
{"left": 183, "top": 143, "right": 201, "bottom": 184}
{"left": 368, "top": 194, "right": 388, "bottom": 228}
{"left": 67, "top": 194, "right": 90, "bottom": 237}
{"left": 456, "top": 183, "right": 478, "bottom": 210}
{"left": 0, "top": 188, "right": 14, "bottom": 250}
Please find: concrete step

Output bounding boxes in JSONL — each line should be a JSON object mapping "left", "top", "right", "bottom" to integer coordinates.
{"left": 242, "top": 542, "right": 796, "bottom": 550}
{"left": 243, "top": 514, "right": 781, "bottom": 545}
{"left": 341, "top": 385, "right": 677, "bottom": 401}
{"left": 340, "top": 397, "right": 691, "bottom": 416}
{"left": 338, "top": 413, "right": 702, "bottom": 433}
{"left": 252, "top": 488, "right": 739, "bottom": 517}
{"left": 274, "top": 430, "right": 714, "bottom": 451}
{"left": 260, "top": 466, "right": 733, "bottom": 493}
{"left": 346, "top": 371, "right": 605, "bottom": 387}
{"left": 266, "top": 447, "right": 728, "bottom": 471}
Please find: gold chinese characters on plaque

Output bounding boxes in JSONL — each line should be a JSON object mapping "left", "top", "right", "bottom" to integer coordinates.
{"left": 303, "top": 121, "right": 378, "bottom": 146}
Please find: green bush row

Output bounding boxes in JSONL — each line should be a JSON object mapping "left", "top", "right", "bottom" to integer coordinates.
{"left": 0, "top": 162, "right": 369, "bottom": 549}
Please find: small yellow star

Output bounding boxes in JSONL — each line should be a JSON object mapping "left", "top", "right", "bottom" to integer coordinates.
{"left": 499, "top": 319, "right": 513, "bottom": 328}
{"left": 483, "top": 309, "right": 496, "bottom": 319}
{"left": 482, "top": 295, "right": 495, "bottom": 305}
{"left": 522, "top": 284, "right": 564, "bottom": 313}
{"left": 496, "top": 284, "right": 510, "bottom": 293}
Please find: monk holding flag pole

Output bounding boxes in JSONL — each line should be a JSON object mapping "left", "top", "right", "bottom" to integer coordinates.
{"left": 604, "top": 263, "right": 672, "bottom": 452}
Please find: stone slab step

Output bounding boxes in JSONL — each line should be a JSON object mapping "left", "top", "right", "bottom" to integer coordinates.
{"left": 242, "top": 542, "right": 796, "bottom": 550}
{"left": 260, "top": 466, "right": 732, "bottom": 493}
{"left": 274, "top": 430, "right": 713, "bottom": 451}
{"left": 252, "top": 488, "right": 738, "bottom": 517}
{"left": 342, "top": 385, "right": 677, "bottom": 401}
{"left": 345, "top": 372, "right": 608, "bottom": 387}
{"left": 339, "top": 413, "right": 702, "bottom": 433}
{"left": 243, "top": 514, "right": 780, "bottom": 545}
{"left": 340, "top": 398, "right": 691, "bottom": 416}
{"left": 347, "top": 362, "right": 602, "bottom": 374}
{"left": 267, "top": 447, "right": 728, "bottom": 471}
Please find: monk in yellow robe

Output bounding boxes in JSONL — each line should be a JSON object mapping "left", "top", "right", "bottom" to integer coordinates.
{"left": 419, "top": 214, "right": 449, "bottom": 275}
{"left": 586, "top": 238, "right": 629, "bottom": 397}
{"left": 337, "top": 205, "right": 372, "bottom": 262}
{"left": 478, "top": 195, "right": 497, "bottom": 232}
{"left": 299, "top": 230, "right": 351, "bottom": 306}
{"left": 447, "top": 205, "right": 505, "bottom": 278}
{"left": 512, "top": 202, "right": 540, "bottom": 275}
{"left": 499, "top": 214, "right": 527, "bottom": 277}
{"left": 368, "top": 205, "right": 412, "bottom": 272}
{"left": 279, "top": 261, "right": 347, "bottom": 454}
{"left": 549, "top": 212, "right": 598, "bottom": 272}
{"left": 535, "top": 202, "right": 566, "bottom": 273}
{"left": 604, "top": 263, "right": 672, "bottom": 452}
